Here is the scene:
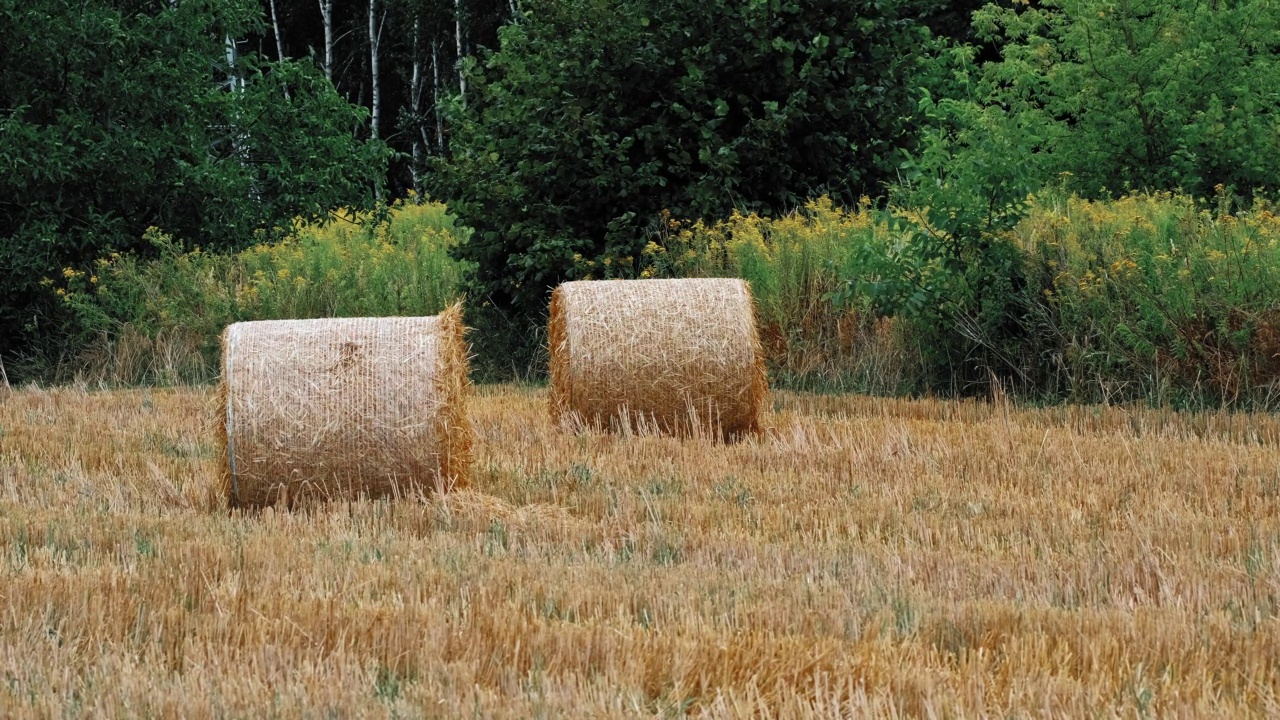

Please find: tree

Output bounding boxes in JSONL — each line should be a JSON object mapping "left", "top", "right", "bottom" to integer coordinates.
{"left": 840, "top": 69, "right": 1049, "bottom": 393}
{"left": 433, "top": 0, "right": 941, "bottom": 318}
{"left": 967, "top": 0, "right": 1280, "bottom": 199}
{"left": 256, "top": 0, "right": 515, "bottom": 192}
{"left": 0, "top": 0, "right": 387, "bottom": 358}
{"left": 916, "top": 0, "right": 993, "bottom": 46}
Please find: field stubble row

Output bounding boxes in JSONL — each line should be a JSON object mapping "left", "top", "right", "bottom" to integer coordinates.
{"left": 0, "top": 385, "right": 1277, "bottom": 717}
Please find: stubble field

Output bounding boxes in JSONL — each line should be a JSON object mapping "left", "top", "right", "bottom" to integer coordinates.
{"left": 1, "top": 384, "right": 1278, "bottom": 717}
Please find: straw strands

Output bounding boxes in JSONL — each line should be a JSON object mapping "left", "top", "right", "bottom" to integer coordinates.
{"left": 549, "top": 278, "right": 768, "bottom": 437}
{"left": 5, "top": 385, "right": 1280, "bottom": 715}
{"left": 218, "top": 305, "right": 471, "bottom": 508}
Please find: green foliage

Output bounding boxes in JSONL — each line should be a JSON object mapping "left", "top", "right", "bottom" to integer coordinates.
{"left": 42, "top": 187, "right": 1280, "bottom": 408}
{"left": 433, "top": 0, "right": 941, "bottom": 319}
{"left": 864, "top": 0, "right": 1280, "bottom": 390}
{"left": 0, "top": 0, "right": 388, "bottom": 363}
{"left": 236, "top": 201, "right": 469, "bottom": 321}
{"left": 52, "top": 201, "right": 469, "bottom": 385}
{"left": 835, "top": 0, "right": 1280, "bottom": 394}
{"left": 968, "top": 0, "right": 1280, "bottom": 199}
{"left": 210, "top": 59, "right": 394, "bottom": 245}
{"left": 635, "top": 199, "right": 923, "bottom": 393}
{"left": 664, "top": 188, "right": 1280, "bottom": 407}
{"left": 641, "top": 200, "right": 869, "bottom": 337}
{"left": 1020, "top": 190, "right": 1280, "bottom": 407}
{"left": 54, "top": 229, "right": 236, "bottom": 380}
{"left": 835, "top": 70, "right": 1046, "bottom": 392}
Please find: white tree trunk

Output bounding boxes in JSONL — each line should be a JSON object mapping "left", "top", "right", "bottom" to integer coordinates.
{"left": 369, "top": 0, "right": 382, "bottom": 140}
{"left": 224, "top": 36, "right": 253, "bottom": 197}
{"left": 318, "top": 0, "right": 334, "bottom": 83}
{"left": 410, "top": 18, "right": 424, "bottom": 191}
{"left": 454, "top": 0, "right": 466, "bottom": 102}
{"left": 224, "top": 36, "right": 243, "bottom": 92}
{"left": 268, "top": 0, "right": 290, "bottom": 99}
{"left": 268, "top": 0, "right": 286, "bottom": 61}
{"left": 432, "top": 39, "right": 445, "bottom": 151}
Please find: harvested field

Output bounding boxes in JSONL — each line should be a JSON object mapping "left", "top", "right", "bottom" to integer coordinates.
{"left": 1, "top": 385, "right": 1278, "bottom": 717}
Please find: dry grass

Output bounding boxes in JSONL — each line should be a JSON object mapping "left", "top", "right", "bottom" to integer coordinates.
{"left": 1, "top": 384, "right": 1278, "bottom": 717}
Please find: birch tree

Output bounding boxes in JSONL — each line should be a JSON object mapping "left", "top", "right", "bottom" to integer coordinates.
{"left": 432, "top": 38, "right": 445, "bottom": 151}
{"left": 454, "top": 0, "right": 466, "bottom": 101}
{"left": 268, "top": 0, "right": 286, "bottom": 60}
{"left": 369, "top": 0, "right": 383, "bottom": 139}
{"left": 0, "top": 0, "right": 387, "bottom": 358}
{"left": 410, "top": 16, "right": 427, "bottom": 190}
{"left": 318, "top": 0, "right": 334, "bottom": 82}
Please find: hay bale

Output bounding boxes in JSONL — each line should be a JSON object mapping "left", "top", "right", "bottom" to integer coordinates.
{"left": 549, "top": 278, "right": 768, "bottom": 437}
{"left": 218, "top": 306, "right": 471, "bottom": 508}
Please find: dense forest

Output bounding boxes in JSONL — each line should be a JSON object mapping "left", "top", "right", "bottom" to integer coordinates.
{"left": 3, "top": 0, "right": 1280, "bottom": 403}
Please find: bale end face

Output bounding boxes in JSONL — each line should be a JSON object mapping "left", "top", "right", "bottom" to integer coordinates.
{"left": 547, "top": 286, "right": 573, "bottom": 429}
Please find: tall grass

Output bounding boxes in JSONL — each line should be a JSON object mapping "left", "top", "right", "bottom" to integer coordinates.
{"left": 55, "top": 199, "right": 470, "bottom": 385}
{"left": 46, "top": 189, "right": 1280, "bottom": 407}
{"left": 634, "top": 191, "right": 1280, "bottom": 407}
{"left": 636, "top": 199, "right": 923, "bottom": 394}
{"left": 1019, "top": 190, "right": 1280, "bottom": 407}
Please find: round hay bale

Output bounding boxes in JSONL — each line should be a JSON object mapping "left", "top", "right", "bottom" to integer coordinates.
{"left": 218, "top": 306, "right": 472, "bottom": 508}
{"left": 549, "top": 278, "right": 768, "bottom": 437}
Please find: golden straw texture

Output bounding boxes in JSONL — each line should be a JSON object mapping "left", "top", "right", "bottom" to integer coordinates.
{"left": 549, "top": 278, "right": 767, "bottom": 437}
{"left": 218, "top": 305, "right": 472, "bottom": 508}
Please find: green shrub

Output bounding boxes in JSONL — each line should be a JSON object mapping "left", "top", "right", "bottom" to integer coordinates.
{"left": 638, "top": 189, "right": 1280, "bottom": 407}
{"left": 434, "top": 0, "right": 942, "bottom": 322}
{"left": 829, "top": 80, "right": 1045, "bottom": 396}
{"left": 47, "top": 189, "right": 1280, "bottom": 409}
{"left": 237, "top": 202, "right": 468, "bottom": 320}
{"left": 54, "top": 199, "right": 469, "bottom": 385}
{"left": 1020, "top": 189, "right": 1280, "bottom": 407}
{"left": 0, "top": 0, "right": 388, "bottom": 361}
{"left": 965, "top": 0, "right": 1280, "bottom": 199}
{"left": 634, "top": 199, "right": 923, "bottom": 394}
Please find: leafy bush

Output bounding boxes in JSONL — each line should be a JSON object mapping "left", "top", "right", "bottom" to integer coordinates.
{"left": 965, "top": 0, "right": 1280, "bottom": 199}
{"left": 53, "top": 200, "right": 469, "bottom": 385}
{"left": 0, "top": 0, "right": 388, "bottom": 365}
{"left": 637, "top": 199, "right": 922, "bottom": 393}
{"left": 1020, "top": 189, "right": 1280, "bottom": 407}
{"left": 237, "top": 202, "right": 468, "bottom": 320}
{"left": 434, "top": 0, "right": 942, "bottom": 321}
{"left": 44, "top": 188, "right": 1280, "bottom": 409}
{"left": 828, "top": 78, "right": 1045, "bottom": 395}
{"left": 643, "top": 189, "right": 1280, "bottom": 407}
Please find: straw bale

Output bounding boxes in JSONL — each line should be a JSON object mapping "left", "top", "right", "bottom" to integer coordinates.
{"left": 218, "top": 306, "right": 472, "bottom": 508}
{"left": 549, "top": 278, "right": 768, "bottom": 437}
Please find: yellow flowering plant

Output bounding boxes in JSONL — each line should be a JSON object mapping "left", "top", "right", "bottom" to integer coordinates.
{"left": 1019, "top": 188, "right": 1280, "bottom": 406}
{"left": 56, "top": 201, "right": 471, "bottom": 384}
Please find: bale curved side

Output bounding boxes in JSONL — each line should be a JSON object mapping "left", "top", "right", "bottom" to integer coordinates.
{"left": 548, "top": 278, "right": 768, "bottom": 438}
{"left": 219, "top": 312, "right": 471, "bottom": 509}
{"left": 743, "top": 280, "right": 769, "bottom": 435}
